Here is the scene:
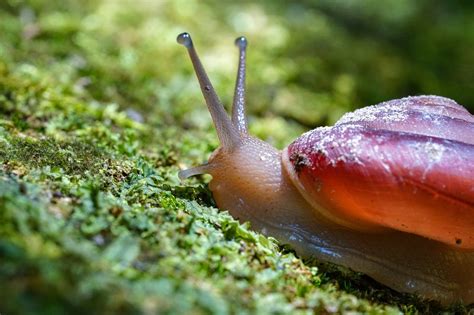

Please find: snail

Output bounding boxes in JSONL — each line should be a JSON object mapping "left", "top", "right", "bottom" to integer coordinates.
{"left": 176, "top": 32, "right": 474, "bottom": 304}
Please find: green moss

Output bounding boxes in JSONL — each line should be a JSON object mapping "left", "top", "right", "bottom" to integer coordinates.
{"left": 0, "top": 68, "right": 402, "bottom": 315}
{"left": 1, "top": 137, "right": 105, "bottom": 174}
{"left": 0, "top": 1, "right": 473, "bottom": 314}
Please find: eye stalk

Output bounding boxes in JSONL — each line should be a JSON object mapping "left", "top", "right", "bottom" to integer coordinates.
{"left": 232, "top": 36, "right": 248, "bottom": 134}
{"left": 177, "top": 32, "right": 252, "bottom": 180}
{"left": 176, "top": 32, "right": 240, "bottom": 150}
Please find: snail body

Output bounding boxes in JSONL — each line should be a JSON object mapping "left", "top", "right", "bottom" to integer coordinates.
{"left": 177, "top": 33, "right": 474, "bottom": 304}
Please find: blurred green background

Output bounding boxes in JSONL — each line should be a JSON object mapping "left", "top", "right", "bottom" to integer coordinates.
{"left": 1, "top": 0, "right": 473, "bottom": 146}
{"left": 1, "top": 1, "right": 474, "bottom": 314}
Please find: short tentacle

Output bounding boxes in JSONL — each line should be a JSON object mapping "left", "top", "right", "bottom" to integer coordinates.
{"left": 232, "top": 36, "right": 248, "bottom": 134}
{"left": 178, "top": 163, "right": 211, "bottom": 180}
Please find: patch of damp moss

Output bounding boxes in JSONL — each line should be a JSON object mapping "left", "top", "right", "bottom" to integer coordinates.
{"left": 1, "top": 137, "right": 106, "bottom": 174}
{"left": 0, "top": 1, "right": 473, "bottom": 314}
{"left": 0, "top": 70, "right": 401, "bottom": 315}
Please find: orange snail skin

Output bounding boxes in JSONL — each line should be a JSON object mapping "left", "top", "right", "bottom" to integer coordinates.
{"left": 176, "top": 32, "right": 474, "bottom": 304}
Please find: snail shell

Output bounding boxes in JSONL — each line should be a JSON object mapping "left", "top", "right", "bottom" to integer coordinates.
{"left": 285, "top": 95, "right": 474, "bottom": 248}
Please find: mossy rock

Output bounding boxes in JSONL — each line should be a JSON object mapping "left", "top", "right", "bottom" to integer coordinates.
{"left": 0, "top": 1, "right": 473, "bottom": 314}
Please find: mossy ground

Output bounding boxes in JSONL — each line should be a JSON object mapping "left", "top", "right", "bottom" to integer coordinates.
{"left": 1, "top": 1, "right": 473, "bottom": 314}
